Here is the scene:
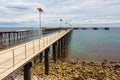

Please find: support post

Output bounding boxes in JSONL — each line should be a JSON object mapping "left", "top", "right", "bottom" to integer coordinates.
{"left": 24, "top": 62, "right": 32, "bottom": 80}
{"left": 57, "top": 40, "right": 61, "bottom": 58}
{"left": 62, "top": 37, "right": 66, "bottom": 53}
{"left": 8, "top": 32, "right": 10, "bottom": 45}
{"left": 0, "top": 33, "right": 3, "bottom": 45}
{"left": 53, "top": 43, "right": 57, "bottom": 63}
{"left": 13, "top": 33, "right": 15, "bottom": 44}
{"left": 64, "top": 37, "right": 66, "bottom": 49}
{"left": 20, "top": 32, "right": 22, "bottom": 40}
{"left": 45, "top": 48, "right": 49, "bottom": 75}
{"left": 61, "top": 38, "right": 63, "bottom": 53}
{"left": 62, "top": 38, "right": 65, "bottom": 49}
{"left": 40, "top": 52, "right": 43, "bottom": 63}
{"left": 17, "top": 32, "right": 18, "bottom": 41}
{"left": 21, "top": 32, "right": 24, "bottom": 40}
{"left": 64, "top": 36, "right": 67, "bottom": 46}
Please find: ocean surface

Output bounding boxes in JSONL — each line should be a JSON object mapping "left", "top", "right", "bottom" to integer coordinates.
{"left": 66, "top": 28, "right": 120, "bottom": 62}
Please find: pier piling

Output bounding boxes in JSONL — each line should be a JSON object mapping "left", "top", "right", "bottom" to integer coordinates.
{"left": 45, "top": 48, "right": 49, "bottom": 75}
{"left": 8, "top": 32, "right": 11, "bottom": 45}
{"left": 40, "top": 52, "right": 43, "bottom": 63}
{"left": 61, "top": 38, "right": 64, "bottom": 53}
{"left": 53, "top": 43, "right": 57, "bottom": 63}
{"left": 24, "top": 62, "right": 32, "bottom": 80}
{"left": 57, "top": 40, "right": 61, "bottom": 57}
{"left": 0, "top": 33, "right": 3, "bottom": 45}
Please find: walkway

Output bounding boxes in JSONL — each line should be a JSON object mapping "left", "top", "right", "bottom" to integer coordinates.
{"left": 0, "top": 29, "right": 72, "bottom": 79}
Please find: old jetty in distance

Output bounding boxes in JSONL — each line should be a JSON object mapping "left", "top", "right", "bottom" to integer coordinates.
{"left": 73, "top": 27, "right": 110, "bottom": 30}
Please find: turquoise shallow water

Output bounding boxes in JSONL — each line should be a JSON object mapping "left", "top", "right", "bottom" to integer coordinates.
{"left": 67, "top": 28, "right": 120, "bottom": 62}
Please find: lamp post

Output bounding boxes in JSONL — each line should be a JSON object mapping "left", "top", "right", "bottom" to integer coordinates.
{"left": 65, "top": 22, "right": 68, "bottom": 28}
{"left": 37, "top": 8, "right": 43, "bottom": 38}
{"left": 60, "top": 19, "right": 63, "bottom": 29}
{"left": 67, "top": 23, "right": 72, "bottom": 28}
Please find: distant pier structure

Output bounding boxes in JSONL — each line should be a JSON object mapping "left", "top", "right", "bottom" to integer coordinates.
{"left": 0, "top": 30, "right": 31, "bottom": 49}
{"left": 73, "top": 27, "right": 110, "bottom": 30}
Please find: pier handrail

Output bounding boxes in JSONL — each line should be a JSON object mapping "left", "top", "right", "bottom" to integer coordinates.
{"left": 0, "top": 29, "right": 72, "bottom": 79}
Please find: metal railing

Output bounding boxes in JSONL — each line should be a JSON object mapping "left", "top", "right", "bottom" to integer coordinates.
{"left": 0, "top": 33, "right": 39, "bottom": 50}
{"left": 0, "top": 29, "right": 72, "bottom": 79}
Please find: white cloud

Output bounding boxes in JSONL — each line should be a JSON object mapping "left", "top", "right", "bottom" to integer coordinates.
{"left": 0, "top": 0, "right": 120, "bottom": 27}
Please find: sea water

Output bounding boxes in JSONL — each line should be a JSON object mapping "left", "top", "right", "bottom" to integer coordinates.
{"left": 66, "top": 27, "right": 120, "bottom": 62}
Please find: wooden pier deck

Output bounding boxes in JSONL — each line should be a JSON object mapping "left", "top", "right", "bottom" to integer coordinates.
{"left": 0, "top": 29, "right": 72, "bottom": 79}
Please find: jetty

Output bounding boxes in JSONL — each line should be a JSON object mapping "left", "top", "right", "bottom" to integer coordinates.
{"left": 73, "top": 27, "right": 110, "bottom": 30}
{"left": 0, "top": 28, "right": 73, "bottom": 80}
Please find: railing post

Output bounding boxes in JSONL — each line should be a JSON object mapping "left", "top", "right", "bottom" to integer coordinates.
{"left": 47, "top": 37, "right": 49, "bottom": 44}
{"left": 25, "top": 45, "right": 27, "bottom": 59}
{"left": 47, "top": 36, "right": 48, "bottom": 44}
{"left": 33, "top": 41, "right": 34, "bottom": 53}
{"left": 42, "top": 38, "right": 43, "bottom": 48}
{"left": 47, "top": 37, "right": 48, "bottom": 45}
{"left": 52, "top": 35, "right": 53, "bottom": 42}
{"left": 44, "top": 37, "right": 46, "bottom": 47}
{"left": 12, "top": 49, "right": 15, "bottom": 68}
{"left": 54, "top": 34, "right": 55, "bottom": 40}
{"left": 43, "top": 37, "right": 45, "bottom": 47}
{"left": 39, "top": 39, "right": 40, "bottom": 50}
{"left": 49, "top": 36, "right": 50, "bottom": 44}
{"left": 51, "top": 36, "right": 52, "bottom": 43}
{"left": 55, "top": 34, "right": 56, "bottom": 39}
{"left": 48, "top": 37, "right": 50, "bottom": 44}
{"left": 46, "top": 37, "right": 48, "bottom": 45}
{"left": 49, "top": 36, "right": 51, "bottom": 43}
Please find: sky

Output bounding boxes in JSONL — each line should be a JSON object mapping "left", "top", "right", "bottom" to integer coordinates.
{"left": 0, "top": 0, "right": 120, "bottom": 27}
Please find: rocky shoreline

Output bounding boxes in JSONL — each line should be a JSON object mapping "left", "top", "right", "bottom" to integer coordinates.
{"left": 32, "top": 59, "right": 120, "bottom": 80}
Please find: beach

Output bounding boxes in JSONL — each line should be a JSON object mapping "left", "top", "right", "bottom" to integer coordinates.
{"left": 31, "top": 59, "right": 120, "bottom": 80}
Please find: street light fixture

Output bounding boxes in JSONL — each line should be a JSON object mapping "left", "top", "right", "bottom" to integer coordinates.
{"left": 37, "top": 8, "right": 44, "bottom": 38}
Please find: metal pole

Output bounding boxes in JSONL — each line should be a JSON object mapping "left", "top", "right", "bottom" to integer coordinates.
{"left": 60, "top": 19, "right": 62, "bottom": 30}
{"left": 39, "top": 39, "right": 40, "bottom": 50}
{"left": 60, "top": 21, "right": 61, "bottom": 28}
{"left": 13, "top": 49, "right": 15, "bottom": 67}
{"left": 33, "top": 41, "right": 34, "bottom": 53}
{"left": 25, "top": 45, "right": 27, "bottom": 59}
{"left": 39, "top": 12, "right": 41, "bottom": 37}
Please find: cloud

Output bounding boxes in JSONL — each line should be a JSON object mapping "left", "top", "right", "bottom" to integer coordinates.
{"left": 0, "top": 0, "right": 120, "bottom": 27}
